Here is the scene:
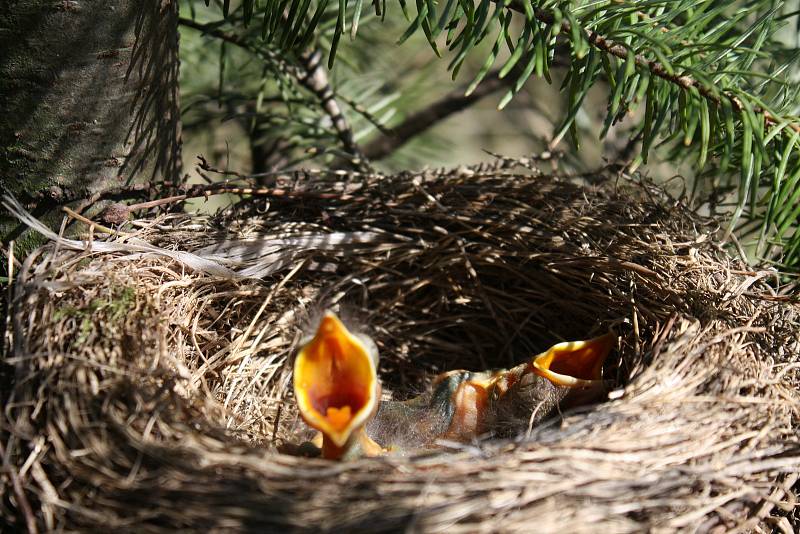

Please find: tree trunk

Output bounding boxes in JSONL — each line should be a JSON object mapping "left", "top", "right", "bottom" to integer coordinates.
{"left": 0, "top": 0, "right": 182, "bottom": 255}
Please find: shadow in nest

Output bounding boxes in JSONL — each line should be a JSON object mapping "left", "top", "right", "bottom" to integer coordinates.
{"left": 3, "top": 163, "right": 799, "bottom": 532}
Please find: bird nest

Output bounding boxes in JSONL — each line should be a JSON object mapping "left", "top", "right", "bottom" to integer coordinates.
{"left": 2, "top": 161, "right": 799, "bottom": 532}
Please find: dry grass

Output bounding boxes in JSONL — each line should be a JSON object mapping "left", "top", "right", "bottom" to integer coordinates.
{"left": 2, "top": 162, "right": 799, "bottom": 532}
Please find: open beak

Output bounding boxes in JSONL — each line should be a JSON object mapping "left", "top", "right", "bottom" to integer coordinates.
{"left": 293, "top": 312, "right": 380, "bottom": 454}
{"left": 531, "top": 332, "right": 616, "bottom": 388}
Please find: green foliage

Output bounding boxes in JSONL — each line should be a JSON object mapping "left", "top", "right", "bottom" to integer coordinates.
{"left": 185, "top": 0, "right": 800, "bottom": 273}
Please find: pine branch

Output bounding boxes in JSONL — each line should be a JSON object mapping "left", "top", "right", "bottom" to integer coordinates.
{"left": 179, "top": 17, "right": 368, "bottom": 167}
{"left": 297, "top": 50, "right": 369, "bottom": 165}
{"left": 364, "top": 45, "right": 574, "bottom": 160}
{"left": 511, "top": 2, "right": 800, "bottom": 136}
{"left": 364, "top": 68, "right": 513, "bottom": 160}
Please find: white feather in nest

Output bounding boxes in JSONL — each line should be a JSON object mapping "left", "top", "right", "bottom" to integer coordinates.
{"left": 194, "top": 229, "right": 410, "bottom": 278}
{"left": 3, "top": 195, "right": 239, "bottom": 278}
{"left": 3, "top": 195, "right": 407, "bottom": 279}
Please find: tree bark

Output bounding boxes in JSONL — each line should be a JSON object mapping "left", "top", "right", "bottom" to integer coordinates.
{"left": 0, "top": 0, "right": 182, "bottom": 254}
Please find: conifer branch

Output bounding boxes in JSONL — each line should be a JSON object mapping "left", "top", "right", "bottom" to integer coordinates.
{"left": 179, "top": 17, "right": 368, "bottom": 164}
{"left": 511, "top": 2, "right": 800, "bottom": 135}
{"left": 364, "top": 68, "right": 513, "bottom": 160}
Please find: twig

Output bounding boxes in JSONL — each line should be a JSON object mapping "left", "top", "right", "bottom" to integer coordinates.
{"left": 37, "top": 161, "right": 385, "bottom": 226}
{"left": 138, "top": 184, "right": 364, "bottom": 205}
{"left": 61, "top": 207, "right": 134, "bottom": 237}
{"left": 363, "top": 68, "right": 514, "bottom": 160}
{"left": 298, "top": 50, "right": 369, "bottom": 168}
{"left": 179, "top": 18, "right": 304, "bottom": 82}
{"left": 736, "top": 473, "right": 799, "bottom": 531}
{"left": 3, "top": 240, "right": 14, "bottom": 358}
{"left": 336, "top": 92, "right": 392, "bottom": 137}
{"left": 729, "top": 232, "right": 750, "bottom": 264}
{"left": 196, "top": 155, "right": 384, "bottom": 181}
{"left": 196, "top": 154, "right": 249, "bottom": 179}
{"left": 271, "top": 403, "right": 283, "bottom": 444}
{"left": 93, "top": 180, "right": 371, "bottom": 224}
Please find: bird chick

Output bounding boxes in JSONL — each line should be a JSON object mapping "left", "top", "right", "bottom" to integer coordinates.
{"left": 367, "top": 333, "right": 616, "bottom": 451}
{"left": 292, "top": 312, "right": 384, "bottom": 460}
{"left": 292, "top": 311, "right": 616, "bottom": 460}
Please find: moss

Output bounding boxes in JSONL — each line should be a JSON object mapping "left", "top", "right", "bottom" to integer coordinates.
{"left": 0, "top": 216, "right": 47, "bottom": 250}
{"left": 54, "top": 285, "right": 137, "bottom": 345}
{"left": 0, "top": 215, "right": 49, "bottom": 274}
{"left": 74, "top": 257, "right": 93, "bottom": 270}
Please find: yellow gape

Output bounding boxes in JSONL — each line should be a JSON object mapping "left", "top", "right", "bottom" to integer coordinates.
{"left": 531, "top": 333, "right": 616, "bottom": 387}
{"left": 293, "top": 312, "right": 383, "bottom": 459}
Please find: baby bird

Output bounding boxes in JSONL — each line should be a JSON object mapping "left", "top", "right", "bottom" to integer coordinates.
{"left": 368, "top": 333, "right": 616, "bottom": 451}
{"left": 292, "top": 311, "right": 615, "bottom": 460}
{"left": 293, "top": 312, "right": 384, "bottom": 459}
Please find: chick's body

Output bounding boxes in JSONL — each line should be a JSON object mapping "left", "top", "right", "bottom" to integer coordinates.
{"left": 368, "top": 364, "right": 598, "bottom": 453}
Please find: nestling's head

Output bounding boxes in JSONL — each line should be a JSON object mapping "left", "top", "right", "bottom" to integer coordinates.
{"left": 293, "top": 312, "right": 380, "bottom": 453}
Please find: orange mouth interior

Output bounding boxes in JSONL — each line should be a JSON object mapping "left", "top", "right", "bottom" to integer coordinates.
{"left": 294, "top": 315, "right": 377, "bottom": 446}
{"left": 532, "top": 333, "right": 616, "bottom": 388}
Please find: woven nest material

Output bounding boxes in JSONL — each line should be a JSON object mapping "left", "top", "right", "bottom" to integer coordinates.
{"left": 2, "top": 162, "right": 799, "bottom": 532}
